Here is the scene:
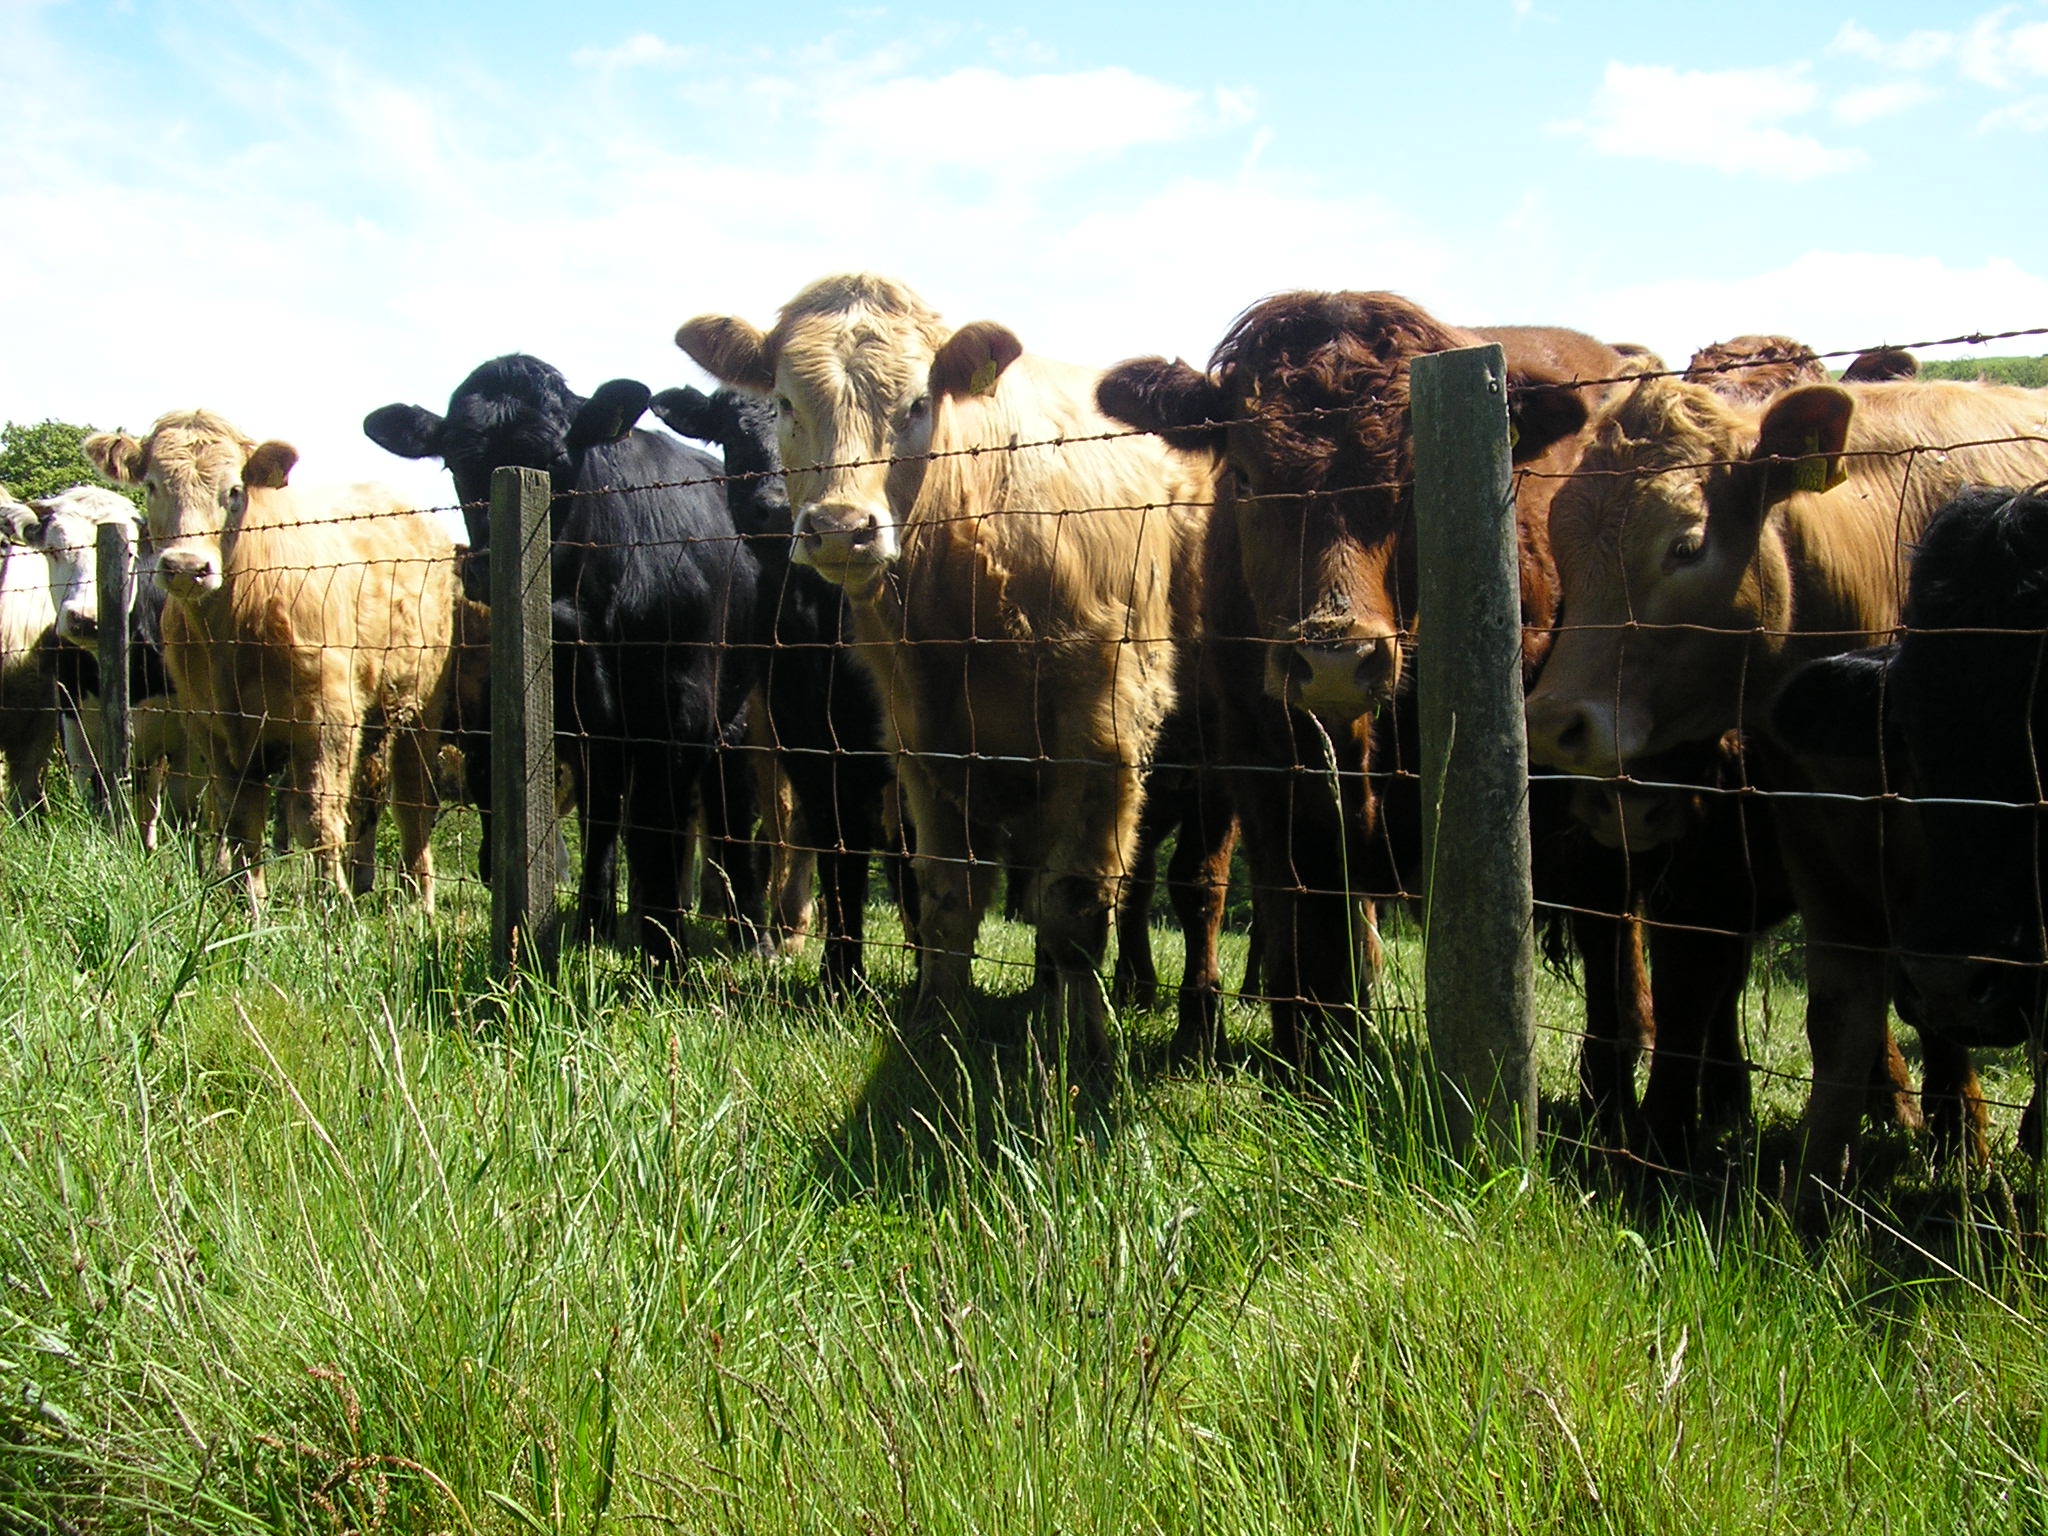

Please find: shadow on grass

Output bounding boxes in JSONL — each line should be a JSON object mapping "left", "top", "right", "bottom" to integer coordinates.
{"left": 1541, "top": 1084, "right": 2048, "bottom": 1297}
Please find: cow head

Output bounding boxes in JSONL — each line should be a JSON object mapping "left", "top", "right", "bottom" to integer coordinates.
{"left": 1524, "top": 379, "right": 1853, "bottom": 775}
{"left": 1099, "top": 290, "right": 1586, "bottom": 724}
{"left": 675, "top": 274, "right": 1011, "bottom": 595}
{"left": 19, "top": 485, "right": 144, "bottom": 646}
{"left": 85, "top": 410, "right": 292, "bottom": 600}
{"left": 365, "top": 355, "right": 649, "bottom": 590}
{"left": 650, "top": 384, "right": 791, "bottom": 541}
{"left": 1773, "top": 486, "right": 2048, "bottom": 1049}
{"left": 1682, "top": 334, "right": 1826, "bottom": 404}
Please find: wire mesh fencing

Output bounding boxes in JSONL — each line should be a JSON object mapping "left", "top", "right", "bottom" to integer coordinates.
{"left": 38, "top": 319, "right": 2048, "bottom": 1220}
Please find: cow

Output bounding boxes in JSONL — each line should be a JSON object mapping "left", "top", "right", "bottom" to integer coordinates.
{"left": 1522, "top": 375, "right": 2048, "bottom": 1221}
{"left": 84, "top": 411, "right": 457, "bottom": 908}
{"left": 1095, "top": 291, "right": 1673, "bottom": 1081}
{"left": 0, "top": 487, "right": 64, "bottom": 813}
{"left": 649, "top": 382, "right": 893, "bottom": 997}
{"left": 1839, "top": 347, "right": 1919, "bottom": 384}
{"left": 1685, "top": 335, "right": 1827, "bottom": 403}
{"left": 1773, "top": 483, "right": 2048, "bottom": 1158}
{"left": 363, "top": 355, "right": 763, "bottom": 963}
{"left": 676, "top": 273, "right": 1216, "bottom": 1062}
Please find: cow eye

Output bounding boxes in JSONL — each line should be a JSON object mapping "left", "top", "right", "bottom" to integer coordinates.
{"left": 1230, "top": 467, "right": 1254, "bottom": 502}
{"left": 775, "top": 395, "right": 794, "bottom": 420}
{"left": 905, "top": 395, "right": 930, "bottom": 423}
{"left": 1667, "top": 530, "right": 1706, "bottom": 565}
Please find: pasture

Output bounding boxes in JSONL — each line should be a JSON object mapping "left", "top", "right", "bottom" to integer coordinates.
{"left": 4, "top": 787, "right": 2048, "bottom": 1535}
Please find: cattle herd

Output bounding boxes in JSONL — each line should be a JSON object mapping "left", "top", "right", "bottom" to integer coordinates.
{"left": 3, "top": 273, "right": 2047, "bottom": 1228}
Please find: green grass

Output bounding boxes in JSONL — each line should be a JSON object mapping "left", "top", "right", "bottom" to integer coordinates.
{"left": 1901, "top": 355, "right": 2048, "bottom": 388}
{"left": 4, "top": 789, "right": 2048, "bottom": 1534}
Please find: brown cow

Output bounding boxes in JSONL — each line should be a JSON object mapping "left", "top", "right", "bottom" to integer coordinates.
{"left": 676, "top": 274, "right": 1218, "bottom": 1061}
{"left": 1098, "top": 291, "right": 1653, "bottom": 1075}
{"left": 86, "top": 411, "right": 457, "bottom": 909}
{"left": 1684, "top": 335, "right": 1827, "bottom": 403}
{"left": 1523, "top": 376, "right": 2048, "bottom": 1220}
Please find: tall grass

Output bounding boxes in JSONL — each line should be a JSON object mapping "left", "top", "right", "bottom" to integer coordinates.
{"left": 3, "top": 792, "right": 2046, "bottom": 1533}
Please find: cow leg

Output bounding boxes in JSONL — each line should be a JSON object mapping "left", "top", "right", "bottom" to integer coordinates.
{"left": 574, "top": 744, "right": 625, "bottom": 944}
{"left": 391, "top": 727, "right": 440, "bottom": 913}
{"left": 787, "top": 747, "right": 877, "bottom": 1000}
{"left": 1789, "top": 939, "right": 1894, "bottom": 1230}
{"left": 900, "top": 763, "right": 994, "bottom": 1036}
{"left": 1166, "top": 789, "right": 1238, "bottom": 1063}
{"left": 1573, "top": 910, "right": 1651, "bottom": 1151}
{"left": 1637, "top": 927, "right": 1753, "bottom": 1166}
{"left": 2022, "top": 1039, "right": 2048, "bottom": 1159}
{"left": 302, "top": 723, "right": 366, "bottom": 899}
{"left": 1112, "top": 789, "right": 1173, "bottom": 1012}
{"left": 1913, "top": 1032, "right": 1988, "bottom": 1166}
{"left": 215, "top": 751, "right": 272, "bottom": 908}
{"left": 698, "top": 738, "right": 767, "bottom": 956}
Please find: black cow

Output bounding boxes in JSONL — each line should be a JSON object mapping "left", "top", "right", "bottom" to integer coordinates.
{"left": 364, "top": 355, "right": 762, "bottom": 963}
{"left": 650, "top": 384, "right": 894, "bottom": 998}
{"left": 1774, "top": 484, "right": 2048, "bottom": 1154}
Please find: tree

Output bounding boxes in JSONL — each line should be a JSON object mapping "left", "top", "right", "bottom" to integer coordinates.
{"left": 0, "top": 419, "right": 142, "bottom": 507}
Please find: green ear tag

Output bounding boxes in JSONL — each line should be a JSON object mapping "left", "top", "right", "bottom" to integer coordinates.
{"left": 1791, "top": 430, "right": 1846, "bottom": 494}
{"left": 968, "top": 359, "right": 1002, "bottom": 396}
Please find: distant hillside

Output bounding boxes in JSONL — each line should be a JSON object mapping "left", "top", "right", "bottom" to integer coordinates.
{"left": 1914, "top": 354, "right": 2048, "bottom": 387}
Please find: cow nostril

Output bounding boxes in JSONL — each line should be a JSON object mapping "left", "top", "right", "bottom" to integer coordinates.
{"left": 1968, "top": 967, "right": 2008, "bottom": 1009}
{"left": 1553, "top": 713, "right": 1588, "bottom": 758}
{"left": 1284, "top": 648, "right": 1315, "bottom": 689}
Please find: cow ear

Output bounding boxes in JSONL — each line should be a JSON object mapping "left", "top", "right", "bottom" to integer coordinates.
{"left": 676, "top": 314, "right": 775, "bottom": 393}
{"left": 1840, "top": 347, "right": 1916, "bottom": 384}
{"left": 84, "top": 431, "right": 146, "bottom": 485}
{"left": 0, "top": 499, "right": 35, "bottom": 544}
{"left": 1768, "top": 645, "right": 1898, "bottom": 764}
{"left": 648, "top": 385, "right": 721, "bottom": 444}
{"left": 568, "top": 379, "right": 652, "bottom": 454}
{"left": 1096, "top": 357, "right": 1229, "bottom": 454}
{"left": 1507, "top": 377, "right": 1590, "bottom": 465}
{"left": 363, "top": 404, "right": 446, "bottom": 461}
{"left": 243, "top": 440, "right": 299, "bottom": 490}
{"left": 1751, "top": 384, "right": 1854, "bottom": 503}
{"left": 931, "top": 322, "right": 1024, "bottom": 400}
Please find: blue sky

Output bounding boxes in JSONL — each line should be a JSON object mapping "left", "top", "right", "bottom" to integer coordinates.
{"left": 5, "top": 0, "right": 2044, "bottom": 507}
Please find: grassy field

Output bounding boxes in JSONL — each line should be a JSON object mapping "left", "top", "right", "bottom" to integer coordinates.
{"left": 4, "top": 791, "right": 2048, "bottom": 1534}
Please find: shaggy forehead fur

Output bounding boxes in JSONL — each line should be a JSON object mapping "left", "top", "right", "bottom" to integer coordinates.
{"left": 1209, "top": 290, "right": 1470, "bottom": 485}
{"left": 1683, "top": 335, "right": 1825, "bottom": 404}
{"left": 769, "top": 273, "right": 951, "bottom": 424}
{"left": 136, "top": 409, "right": 255, "bottom": 497}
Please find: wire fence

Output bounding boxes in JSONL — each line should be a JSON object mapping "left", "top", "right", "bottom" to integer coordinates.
{"left": 12, "top": 318, "right": 2048, "bottom": 1216}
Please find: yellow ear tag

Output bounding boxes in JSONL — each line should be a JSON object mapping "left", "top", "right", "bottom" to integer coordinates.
{"left": 1792, "top": 430, "right": 1846, "bottom": 494}
{"left": 1507, "top": 421, "right": 1520, "bottom": 450}
{"left": 968, "top": 359, "right": 1002, "bottom": 396}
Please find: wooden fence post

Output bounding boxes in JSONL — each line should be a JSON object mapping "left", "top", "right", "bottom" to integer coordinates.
{"left": 95, "top": 518, "right": 134, "bottom": 833}
{"left": 490, "top": 465, "right": 558, "bottom": 975}
{"left": 1412, "top": 343, "right": 1537, "bottom": 1162}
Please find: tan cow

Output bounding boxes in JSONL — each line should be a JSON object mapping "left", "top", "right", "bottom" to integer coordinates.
{"left": 1524, "top": 376, "right": 2048, "bottom": 1220}
{"left": 86, "top": 411, "right": 456, "bottom": 908}
{"left": 677, "top": 274, "right": 1213, "bottom": 1060}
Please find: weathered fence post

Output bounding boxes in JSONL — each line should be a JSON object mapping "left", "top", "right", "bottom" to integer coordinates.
{"left": 490, "top": 465, "right": 558, "bottom": 976}
{"left": 95, "top": 518, "right": 134, "bottom": 833}
{"left": 1412, "top": 343, "right": 1536, "bottom": 1162}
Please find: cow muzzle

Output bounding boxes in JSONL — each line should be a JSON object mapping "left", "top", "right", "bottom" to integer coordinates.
{"left": 1896, "top": 950, "right": 2040, "bottom": 1050}
{"left": 1270, "top": 631, "right": 1400, "bottom": 723}
{"left": 792, "top": 501, "right": 898, "bottom": 586}
{"left": 1525, "top": 694, "right": 1643, "bottom": 776}
{"left": 55, "top": 605, "right": 99, "bottom": 648}
{"left": 155, "top": 548, "right": 221, "bottom": 597}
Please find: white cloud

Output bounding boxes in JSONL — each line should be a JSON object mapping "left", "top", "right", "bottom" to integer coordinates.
{"left": 1980, "top": 93, "right": 2048, "bottom": 130}
{"left": 572, "top": 33, "right": 698, "bottom": 71}
{"left": 1828, "top": 20, "right": 1956, "bottom": 71}
{"left": 812, "top": 67, "right": 1256, "bottom": 178}
{"left": 1555, "top": 62, "right": 1865, "bottom": 180}
{"left": 1833, "top": 79, "right": 1936, "bottom": 122}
